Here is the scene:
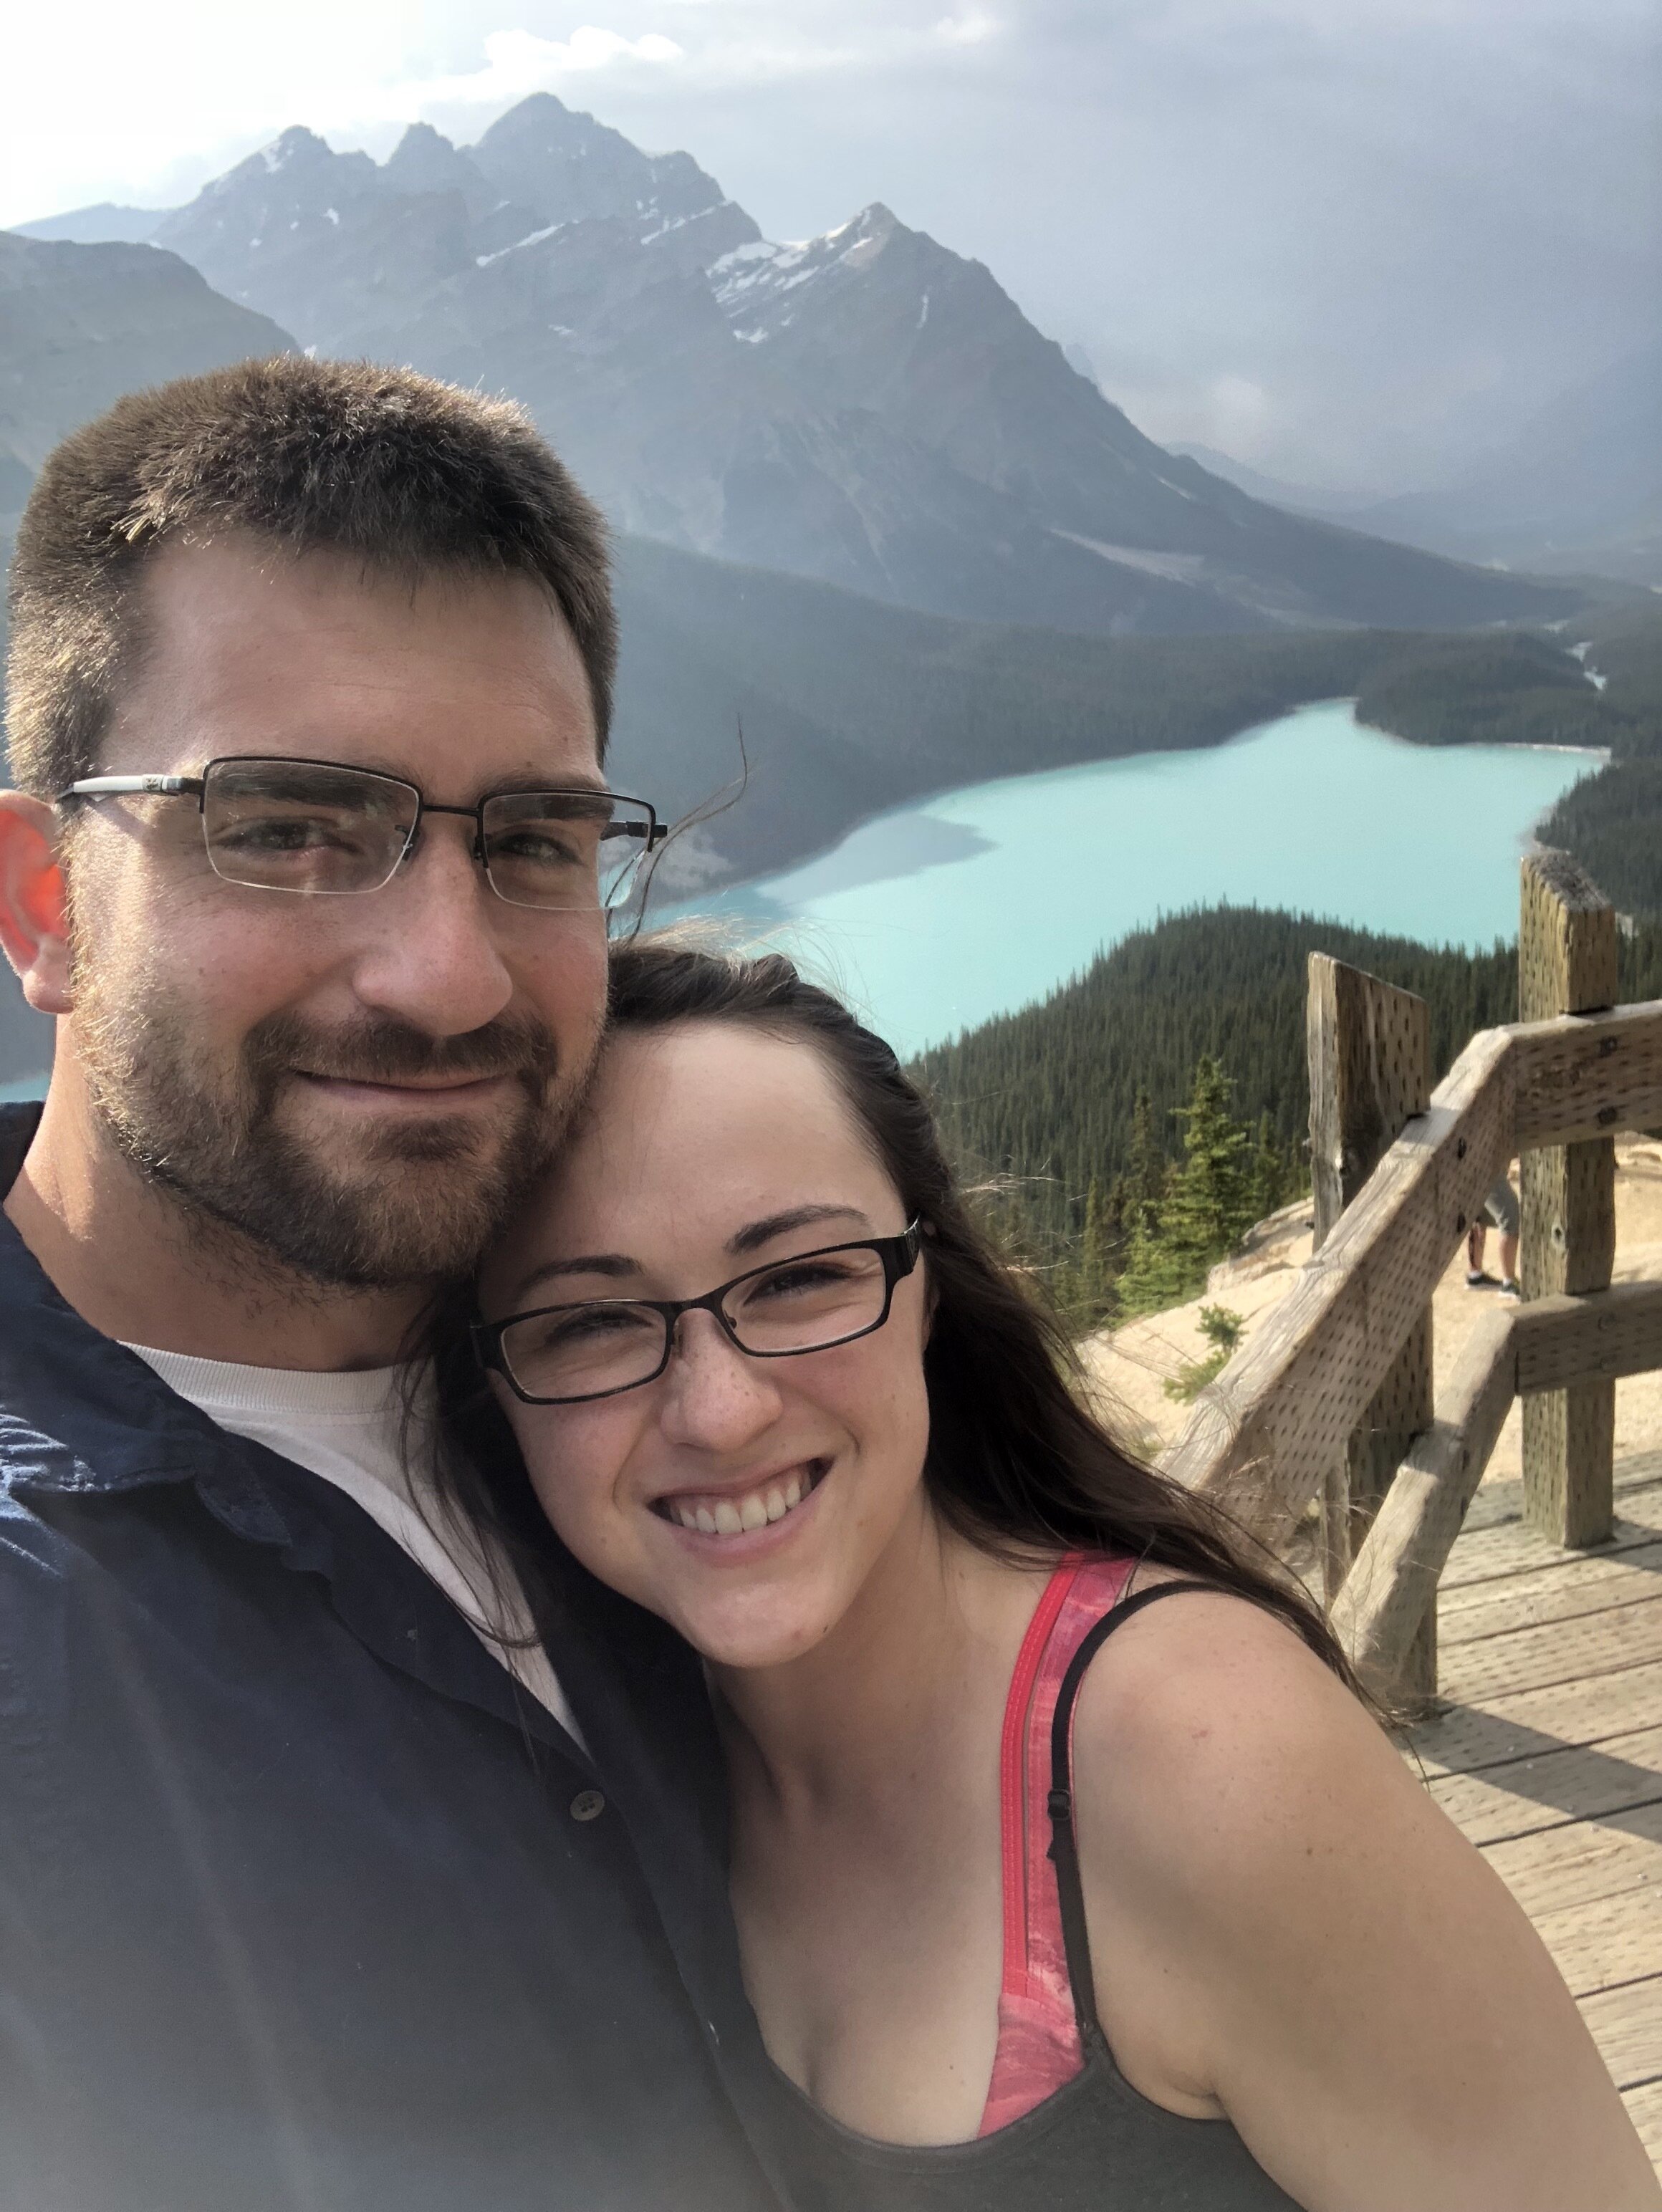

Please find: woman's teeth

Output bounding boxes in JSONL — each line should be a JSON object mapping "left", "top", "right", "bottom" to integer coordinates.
{"left": 667, "top": 1467, "right": 817, "bottom": 1538}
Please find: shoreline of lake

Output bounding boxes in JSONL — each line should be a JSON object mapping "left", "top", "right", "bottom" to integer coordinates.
{"left": 0, "top": 702, "right": 1610, "bottom": 1101}
{"left": 668, "top": 699, "right": 1603, "bottom": 1057}
{"left": 662, "top": 700, "right": 1604, "bottom": 911}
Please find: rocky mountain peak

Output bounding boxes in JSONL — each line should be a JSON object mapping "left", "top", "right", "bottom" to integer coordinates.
{"left": 845, "top": 202, "right": 900, "bottom": 246}
{"left": 14, "top": 94, "right": 1576, "bottom": 639}
{"left": 264, "top": 125, "right": 332, "bottom": 169}
{"left": 468, "top": 92, "right": 732, "bottom": 235}
{"left": 383, "top": 122, "right": 499, "bottom": 220}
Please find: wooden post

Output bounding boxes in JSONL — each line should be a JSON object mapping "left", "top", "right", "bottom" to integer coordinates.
{"left": 1518, "top": 852, "right": 1619, "bottom": 1547}
{"left": 1307, "top": 953, "right": 1436, "bottom": 1696}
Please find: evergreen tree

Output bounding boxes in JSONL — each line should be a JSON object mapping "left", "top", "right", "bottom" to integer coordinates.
{"left": 1081, "top": 1177, "right": 1108, "bottom": 1312}
{"left": 1115, "top": 1193, "right": 1191, "bottom": 1317}
{"left": 918, "top": 903, "right": 1662, "bottom": 1314}
{"left": 1078, "top": 1174, "right": 1127, "bottom": 1324}
{"left": 1168, "top": 1054, "right": 1254, "bottom": 1251}
{"left": 1248, "top": 1109, "right": 1289, "bottom": 1221}
{"left": 1128, "top": 1087, "right": 1166, "bottom": 1233}
{"left": 1118, "top": 1057, "right": 1253, "bottom": 1316}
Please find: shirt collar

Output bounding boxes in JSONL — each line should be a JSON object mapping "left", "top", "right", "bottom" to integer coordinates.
{"left": 0, "top": 1104, "right": 605, "bottom": 1763}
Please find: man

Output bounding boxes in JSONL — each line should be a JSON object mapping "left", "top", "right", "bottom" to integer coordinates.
{"left": 0, "top": 359, "right": 781, "bottom": 2211}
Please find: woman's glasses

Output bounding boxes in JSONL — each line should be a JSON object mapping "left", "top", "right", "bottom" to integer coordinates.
{"left": 475, "top": 1223, "right": 923, "bottom": 1405}
{"left": 57, "top": 756, "right": 665, "bottom": 912}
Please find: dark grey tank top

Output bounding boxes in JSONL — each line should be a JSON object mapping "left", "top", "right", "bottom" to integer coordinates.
{"left": 748, "top": 1582, "right": 1306, "bottom": 2210}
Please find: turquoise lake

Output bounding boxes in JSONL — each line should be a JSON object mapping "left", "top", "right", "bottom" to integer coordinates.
{"left": 0, "top": 698, "right": 1600, "bottom": 1102}
{"left": 676, "top": 700, "right": 1599, "bottom": 1059}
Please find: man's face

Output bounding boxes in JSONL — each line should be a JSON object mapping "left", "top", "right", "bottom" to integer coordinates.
{"left": 62, "top": 534, "right": 610, "bottom": 1289}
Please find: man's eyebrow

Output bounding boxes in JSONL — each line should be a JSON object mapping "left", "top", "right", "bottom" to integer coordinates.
{"left": 478, "top": 769, "right": 610, "bottom": 799}
{"left": 335, "top": 759, "right": 610, "bottom": 802}
{"left": 728, "top": 1205, "right": 872, "bottom": 1257}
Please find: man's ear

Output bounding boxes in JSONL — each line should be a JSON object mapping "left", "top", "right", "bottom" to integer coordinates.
{"left": 0, "top": 792, "right": 73, "bottom": 1016}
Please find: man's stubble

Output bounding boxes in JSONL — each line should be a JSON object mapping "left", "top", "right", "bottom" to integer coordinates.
{"left": 69, "top": 941, "right": 597, "bottom": 1292}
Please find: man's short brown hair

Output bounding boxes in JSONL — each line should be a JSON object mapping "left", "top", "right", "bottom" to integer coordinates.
{"left": 4, "top": 355, "right": 615, "bottom": 797}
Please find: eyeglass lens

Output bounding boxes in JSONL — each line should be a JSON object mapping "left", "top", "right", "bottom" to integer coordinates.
{"left": 499, "top": 1244, "right": 893, "bottom": 1401}
{"left": 199, "top": 760, "right": 655, "bottom": 910}
{"left": 203, "top": 760, "right": 418, "bottom": 895}
{"left": 479, "top": 789, "right": 653, "bottom": 912}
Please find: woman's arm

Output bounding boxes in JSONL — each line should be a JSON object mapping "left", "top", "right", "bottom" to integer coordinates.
{"left": 1070, "top": 1585, "right": 1658, "bottom": 2211}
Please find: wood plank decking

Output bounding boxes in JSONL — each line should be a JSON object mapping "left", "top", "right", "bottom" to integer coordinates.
{"left": 1411, "top": 1451, "right": 1662, "bottom": 2167}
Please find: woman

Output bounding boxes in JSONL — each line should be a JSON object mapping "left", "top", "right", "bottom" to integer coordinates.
{"left": 467, "top": 940, "right": 1654, "bottom": 2209}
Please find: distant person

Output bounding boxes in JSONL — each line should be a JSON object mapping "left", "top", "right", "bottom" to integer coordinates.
{"left": 0, "top": 361, "right": 779, "bottom": 2211}
{"left": 464, "top": 940, "right": 1656, "bottom": 2211}
{"left": 1467, "top": 1173, "right": 1522, "bottom": 1298}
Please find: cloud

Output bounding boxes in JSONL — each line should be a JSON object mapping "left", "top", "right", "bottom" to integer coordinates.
{"left": 1, "top": 0, "right": 1650, "bottom": 484}
{"left": 935, "top": 11, "right": 998, "bottom": 44}
{"left": 395, "top": 26, "right": 685, "bottom": 115}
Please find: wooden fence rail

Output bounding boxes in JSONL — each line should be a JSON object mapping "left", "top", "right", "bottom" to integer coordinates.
{"left": 1307, "top": 952, "right": 1435, "bottom": 1689}
{"left": 1162, "top": 854, "right": 1662, "bottom": 1704}
{"left": 1331, "top": 1280, "right": 1662, "bottom": 1686}
{"left": 1165, "top": 998, "right": 1662, "bottom": 1542}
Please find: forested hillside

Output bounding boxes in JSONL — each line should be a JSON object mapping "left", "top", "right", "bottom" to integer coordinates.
{"left": 1536, "top": 600, "right": 1662, "bottom": 918}
{"left": 613, "top": 542, "right": 1423, "bottom": 878}
{"left": 913, "top": 904, "right": 1662, "bottom": 1320}
{"left": 1354, "top": 631, "right": 1624, "bottom": 752}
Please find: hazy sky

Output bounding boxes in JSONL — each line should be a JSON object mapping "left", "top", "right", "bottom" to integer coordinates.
{"left": 4, "top": 0, "right": 1656, "bottom": 486}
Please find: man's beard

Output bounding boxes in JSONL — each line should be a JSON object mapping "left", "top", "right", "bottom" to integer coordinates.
{"left": 72, "top": 970, "right": 587, "bottom": 1291}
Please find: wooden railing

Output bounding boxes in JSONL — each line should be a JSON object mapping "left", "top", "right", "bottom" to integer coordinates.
{"left": 1162, "top": 851, "right": 1662, "bottom": 1705}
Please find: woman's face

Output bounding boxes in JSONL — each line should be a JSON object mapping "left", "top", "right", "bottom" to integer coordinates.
{"left": 479, "top": 1020, "right": 934, "bottom": 1670}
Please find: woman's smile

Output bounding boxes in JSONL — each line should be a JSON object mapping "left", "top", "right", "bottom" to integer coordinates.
{"left": 649, "top": 1455, "right": 832, "bottom": 1548}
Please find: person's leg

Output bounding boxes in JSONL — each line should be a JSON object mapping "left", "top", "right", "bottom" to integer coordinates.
{"left": 1466, "top": 1219, "right": 1489, "bottom": 1286}
{"left": 1486, "top": 1178, "right": 1522, "bottom": 1296}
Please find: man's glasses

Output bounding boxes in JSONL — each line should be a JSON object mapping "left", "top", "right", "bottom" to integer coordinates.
{"left": 475, "top": 1223, "right": 923, "bottom": 1405}
{"left": 57, "top": 756, "right": 666, "bottom": 912}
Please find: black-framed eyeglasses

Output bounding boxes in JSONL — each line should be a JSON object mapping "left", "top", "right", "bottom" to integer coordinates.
{"left": 56, "top": 756, "right": 666, "bottom": 912}
{"left": 475, "top": 1222, "right": 923, "bottom": 1405}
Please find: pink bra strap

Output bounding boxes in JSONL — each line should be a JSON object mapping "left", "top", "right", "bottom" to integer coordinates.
{"left": 981, "top": 1553, "right": 1140, "bottom": 2138}
{"left": 996, "top": 1560, "right": 1082, "bottom": 1992}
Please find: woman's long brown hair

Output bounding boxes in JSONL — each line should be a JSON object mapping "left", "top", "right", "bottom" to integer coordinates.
{"left": 436, "top": 934, "right": 1356, "bottom": 1695}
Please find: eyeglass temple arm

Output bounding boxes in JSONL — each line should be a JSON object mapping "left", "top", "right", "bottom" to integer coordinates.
{"left": 59, "top": 774, "right": 203, "bottom": 801}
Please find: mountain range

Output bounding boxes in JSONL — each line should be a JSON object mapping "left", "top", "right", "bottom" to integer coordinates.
{"left": 0, "top": 230, "right": 287, "bottom": 499}
{"left": 19, "top": 94, "right": 1575, "bottom": 638}
{"left": 1342, "top": 340, "right": 1662, "bottom": 587}
{"left": 1173, "top": 342, "right": 1662, "bottom": 592}
{"left": 1, "top": 91, "right": 1622, "bottom": 1086}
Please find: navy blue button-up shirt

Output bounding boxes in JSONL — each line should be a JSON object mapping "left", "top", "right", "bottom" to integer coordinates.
{"left": 0, "top": 1104, "right": 782, "bottom": 2212}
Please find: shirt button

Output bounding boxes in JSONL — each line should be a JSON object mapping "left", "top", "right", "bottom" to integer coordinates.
{"left": 570, "top": 1789, "right": 606, "bottom": 1823}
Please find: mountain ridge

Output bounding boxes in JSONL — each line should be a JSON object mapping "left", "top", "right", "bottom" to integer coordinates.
{"left": 21, "top": 94, "right": 1577, "bottom": 638}
{"left": 1343, "top": 340, "right": 1662, "bottom": 587}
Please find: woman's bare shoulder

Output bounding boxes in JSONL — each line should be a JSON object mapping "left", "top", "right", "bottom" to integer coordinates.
{"left": 1070, "top": 1567, "right": 1401, "bottom": 1895}
{"left": 1065, "top": 1569, "right": 1657, "bottom": 2208}
{"left": 1067, "top": 1565, "right": 1509, "bottom": 1997}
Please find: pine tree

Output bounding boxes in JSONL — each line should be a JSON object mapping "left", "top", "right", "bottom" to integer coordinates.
{"left": 1118, "top": 1057, "right": 1253, "bottom": 1315}
{"left": 1077, "top": 1173, "right": 1128, "bottom": 1324}
{"left": 1081, "top": 1177, "right": 1108, "bottom": 1312}
{"left": 1248, "top": 1108, "right": 1288, "bottom": 1221}
{"left": 1128, "top": 1087, "right": 1166, "bottom": 1234}
{"left": 1166, "top": 1054, "right": 1253, "bottom": 1252}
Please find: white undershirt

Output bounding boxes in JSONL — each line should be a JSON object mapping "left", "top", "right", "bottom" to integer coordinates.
{"left": 123, "top": 1343, "right": 584, "bottom": 1749}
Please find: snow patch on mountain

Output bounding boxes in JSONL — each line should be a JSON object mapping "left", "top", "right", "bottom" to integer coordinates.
{"left": 476, "top": 222, "right": 566, "bottom": 268}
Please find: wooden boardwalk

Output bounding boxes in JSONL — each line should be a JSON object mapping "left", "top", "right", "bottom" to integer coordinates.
{"left": 1411, "top": 1449, "right": 1662, "bottom": 2168}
